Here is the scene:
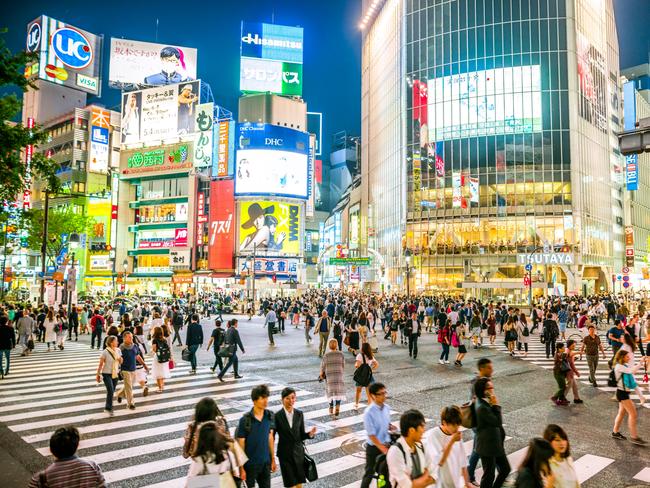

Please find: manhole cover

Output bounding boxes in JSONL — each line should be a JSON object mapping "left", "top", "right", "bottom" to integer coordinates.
{"left": 340, "top": 437, "right": 365, "bottom": 457}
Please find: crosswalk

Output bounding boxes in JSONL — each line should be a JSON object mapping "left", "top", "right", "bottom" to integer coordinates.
{"left": 1, "top": 340, "right": 648, "bottom": 487}
{"left": 485, "top": 330, "right": 650, "bottom": 409}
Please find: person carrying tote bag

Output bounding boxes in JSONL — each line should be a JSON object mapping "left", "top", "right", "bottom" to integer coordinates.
{"left": 186, "top": 422, "right": 241, "bottom": 488}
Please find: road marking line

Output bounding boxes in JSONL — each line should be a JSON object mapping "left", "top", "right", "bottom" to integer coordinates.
{"left": 573, "top": 454, "right": 615, "bottom": 483}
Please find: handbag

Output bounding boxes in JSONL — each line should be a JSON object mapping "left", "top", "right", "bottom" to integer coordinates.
{"left": 182, "top": 348, "right": 192, "bottom": 362}
{"left": 560, "top": 355, "right": 571, "bottom": 373}
{"left": 218, "top": 343, "right": 235, "bottom": 358}
{"left": 303, "top": 445, "right": 318, "bottom": 482}
{"left": 27, "top": 335, "right": 35, "bottom": 350}
{"left": 169, "top": 359, "right": 175, "bottom": 370}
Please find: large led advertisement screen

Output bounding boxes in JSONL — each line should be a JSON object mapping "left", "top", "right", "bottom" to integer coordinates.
{"left": 120, "top": 81, "right": 200, "bottom": 145}
{"left": 240, "top": 57, "right": 302, "bottom": 96}
{"left": 238, "top": 200, "right": 301, "bottom": 256}
{"left": 25, "top": 15, "right": 103, "bottom": 95}
{"left": 235, "top": 124, "right": 309, "bottom": 199}
{"left": 427, "top": 65, "right": 542, "bottom": 141}
{"left": 109, "top": 38, "right": 197, "bottom": 88}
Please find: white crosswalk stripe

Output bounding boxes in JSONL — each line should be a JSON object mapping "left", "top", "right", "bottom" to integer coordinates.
{"left": 485, "top": 331, "right": 650, "bottom": 408}
{"left": 3, "top": 341, "right": 647, "bottom": 487}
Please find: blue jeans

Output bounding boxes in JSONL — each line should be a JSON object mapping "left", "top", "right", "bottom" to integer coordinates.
{"left": 102, "top": 373, "right": 118, "bottom": 411}
{"left": 0, "top": 349, "right": 10, "bottom": 375}
{"left": 440, "top": 343, "right": 450, "bottom": 361}
{"left": 188, "top": 344, "right": 199, "bottom": 371}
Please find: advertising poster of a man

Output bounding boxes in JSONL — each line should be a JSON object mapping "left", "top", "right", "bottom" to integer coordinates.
{"left": 177, "top": 83, "right": 199, "bottom": 134}
{"left": 144, "top": 46, "right": 194, "bottom": 85}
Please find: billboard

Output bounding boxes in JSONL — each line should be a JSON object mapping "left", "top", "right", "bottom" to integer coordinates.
{"left": 137, "top": 227, "right": 187, "bottom": 248}
{"left": 208, "top": 180, "right": 235, "bottom": 271}
{"left": 428, "top": 65, "right": 542, "bottom": 141}
{"left": 240, "top": 57, "right": 302, "bottom": 96}
{"left": 88, "top": 107, "right": 110, "bottom": 173}
{"left": 193, "top": 103, "right": 214, "bottom": 168}
{"left": 237, "top": 257, "right": 299, "bottom": 277}
{"left": 108, "top": 38, "right": 197, "bottom": 88}
{"left": 235, "top": 124, "right": 309, "bottom": 198}
{"left": 120, "top": 80, "right": 200, "bottom": 145}
{"left": 241, "top": 22, "right": 303, "bottom": 63}
{"left": 121, "top": 143, "right": 192, "bottom": 176}
{"left": 624, "top": 81, "right": 639, "bottom": 191}
{"left": 214, "top": 120, "right": 235, "bottom": 178}
{"left": 238, "top": 200, "right": 301, "bottom": 256}
{"left": 577, "top": 32, "right": 607, "bottom": 133}
{"left": 25, "top": 15, "right": 103, "bottom": 95}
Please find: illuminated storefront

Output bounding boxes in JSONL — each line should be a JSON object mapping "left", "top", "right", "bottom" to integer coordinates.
{"left": 362, "top": 0, "right": 623, "bottom": 299}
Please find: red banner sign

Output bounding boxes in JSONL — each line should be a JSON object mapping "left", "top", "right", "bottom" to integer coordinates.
{"left": 208, "top": 180, "right": 234, "bottom": 271}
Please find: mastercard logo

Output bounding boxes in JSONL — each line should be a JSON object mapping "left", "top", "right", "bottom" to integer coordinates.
{"left": 45, "top": 64, "right": 68, "bottom": 81}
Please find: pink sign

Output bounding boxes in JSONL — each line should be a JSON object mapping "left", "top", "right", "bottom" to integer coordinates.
{"left": 174, "top": 228, "right": 188, "bottom": 247}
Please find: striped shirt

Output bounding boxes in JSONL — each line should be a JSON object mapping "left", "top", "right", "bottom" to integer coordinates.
{"left": 28, "top": 457, "right": 105, "bottom": 488}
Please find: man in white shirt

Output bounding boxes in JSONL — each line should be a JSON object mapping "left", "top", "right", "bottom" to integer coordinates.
{"left": 424, "top": 406, "right": 472, "bottom": 488}
{"left": 387, "top": 409, "right": 436, "bottom": 488}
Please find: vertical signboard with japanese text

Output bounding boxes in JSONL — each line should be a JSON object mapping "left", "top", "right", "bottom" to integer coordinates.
{"left": 208, "top": 180, "right": 235, "bottom": 271}
{"left": 214, "top": 120, "right": 235, "bottom": 178}
{"left": 625, "top": 225, "right": 635, "bottom": 268}
{"left": 193, "top": 103, "right": 214, "bottom": 168}
{"left": 25, "top": 15, "right": 103, "bottom": 95}
{"left": 89, "top": 107, "right": 111, "bottom": 173}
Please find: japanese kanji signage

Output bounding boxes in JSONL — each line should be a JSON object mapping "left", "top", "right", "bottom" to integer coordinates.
{"left": 240, "top": 57, "right": 302, "bottom": 96}
{"left": 625, "top": 225, "right": 635, "bottom": 267}
{"left": 208, "top": 180, "right": 235, "bottom": 271}
{"left": 88, "top": 107, "right": 111, "bottom": 173}
{"left": 237, "top": 257, "right": 299, "bottom": 277}
{"left": 214, "top": 120, "right": 235, "bottom": 178}
{"left": 121, "top": 143, "right": 192, "bottom": 175}
{"left": 193, "top": 103, "right": 214, "bottom": 169}
{"left": 170, "top": 250, "right": 191, "bottom": 268}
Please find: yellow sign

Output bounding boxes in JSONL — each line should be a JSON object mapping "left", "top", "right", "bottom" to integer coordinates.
{"left": 238, "top": 201, "right": 301, "bottom": 256}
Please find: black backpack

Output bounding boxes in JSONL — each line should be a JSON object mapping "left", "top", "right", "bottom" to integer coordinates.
{"left": 155, "top": 340, "right": 171, "bottom": 362}
{"left": 607, "top": 368, "right": 618, "bottom": 388}
{"left": 353, "top": 355, "right": 373, "bottom": 387}
{"left": 240, "top": 410, "right": 274, "bottom": 437}
{"left": 374, "top": 441, "right": 422, "bottom": 486}
{"left": 522, "top": 324, "right": 530, "bottom": 336}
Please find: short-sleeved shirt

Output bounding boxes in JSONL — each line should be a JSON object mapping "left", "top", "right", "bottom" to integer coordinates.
{"left": 582, "top": 334, "right": 601, "bottom": 356}
{"left": 608, "top": 327, "right": 625, "bottom": 345}
{"left": 210, "top": 328, "right": 224, "bottom": 350}
{"left": 101, "top": 348, "right": 122, "bottom": 375}
{"left": 364, "top": 402, "right": 392, "bottom": 445}
{"left": 356, "top": 353, "right": 378, "bottom": 369}
{"left": 119, "top": 344, "right": 139, "bottom": 372}
{"left": 236, "top": 410, "right": 274, "bottom": 466}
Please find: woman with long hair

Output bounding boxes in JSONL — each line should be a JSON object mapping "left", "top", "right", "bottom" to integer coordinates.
{"left": 43, "top": 310, "right": 57, "bottom": 351}
{"left": 611, "top": 349, "right": 648, "bottom": 445}
{"left": 504, "top": 317, "right": 518, "bottom": 357}
{"left": 151, "top": 326, "right": 171, "bottom": 393}
{"left": 353, "top": 342, "right": 378, "bottom": 409}
{"left": 183, "top": 397, "right": 229, "bottom": 458}
{"left": 516, "top": 313, "right": 530, "bottom": 357}
{"left": 95, "top": 335, "right": 122, "bottom": 417}
{"left": 514, "top": 437, "right": 555, "bottom": 488}
{"left": 357, "top": 311, "right": 368, "bottom": 345}
{"left": 543, "top": 424, "right": 580, "bottom": 488}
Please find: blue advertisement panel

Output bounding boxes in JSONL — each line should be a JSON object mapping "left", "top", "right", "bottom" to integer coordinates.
{"left": 624, "top": 81, "right": 639, "bottom": 191}
{"left": 241, "top": 22, "right": 303, "bottom": 64}
{"left": 235, "top": 123, "right": 309, "bottom": 199}
{"left": 626, "top": 154, "right": 639, "bottom": 191}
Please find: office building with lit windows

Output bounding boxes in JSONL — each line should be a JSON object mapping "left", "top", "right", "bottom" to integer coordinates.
{"left": 360, "top": 0, "right": 624, "bottom": 299}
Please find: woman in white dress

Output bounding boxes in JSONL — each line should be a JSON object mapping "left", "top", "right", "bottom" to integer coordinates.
{"left": 151, "top": 326, "right": 171, "bottom": 393}
{"left": 43, "top": 310, "right": 57, "bottom": 351}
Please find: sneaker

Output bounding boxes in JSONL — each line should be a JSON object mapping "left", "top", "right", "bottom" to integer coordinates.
{"left": 555, "top": 399, "right": 569, "bottom": 406}
{"left": 210, "top": 367, "right": 215, "bottom": 373}
{"left": 611, "top": 432, "right": 626, "bottom": 440}
{"left": 104, "top": 409, "right": 114, "bottom": 417}
{"left": 574, "top": 399, "right": 584, "bottom": 404}
{"left": 630, "top": 437, "right": 647, "bottom": 445}
{"left": 444, "top": 360, "right": 450, "bottom": 364}
{"left": 438, "top": 359, "right": 444, "bottom": 364}
{"left": 143, "top": 386, "right": 149, "bottom": 397}
{"left": 117, "top": 395, "right": 123, "bottom": 404}
{"left": 217, "top": 376, "right": 224, "bottom": 382}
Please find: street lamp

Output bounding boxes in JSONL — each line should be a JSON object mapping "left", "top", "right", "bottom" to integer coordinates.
{"left": 404, "top": 249, "right": 412, "bottom": 297}
{"left": 122, "top": 258, "right": 128, "bottom": 295}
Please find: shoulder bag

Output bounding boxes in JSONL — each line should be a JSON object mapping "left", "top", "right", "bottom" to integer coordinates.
{"left": 353, "top": 355, "right": 373, "bottom": 387}
{"left": 303, "top": 444, "right": 318, "bottom": 482}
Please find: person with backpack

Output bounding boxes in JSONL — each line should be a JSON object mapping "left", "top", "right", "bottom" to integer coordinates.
{"left": 452, "top": 321, "right": 468, "bottom": 367}
{"left": 90, "top": 310, "right": 105, "bottom": 350}
{"left": 151, "top": 325, "right": 172, "bottom": 393}
{"left": 354, "top": 342, "right": 379, "bottom": 409}
{"left": 516, "top": 313, "right": 531, "bottom": 357}
{"left": 116, "top": 331, "right": 149, "bottom": 410}
{"left": 438, "top": 320, "right": 452, "bottom": 365}
{"left": 360, "top": 382, "right": 397, "bottom": 488}
{"left": 185, "top": 421, "right": 243, "bottom": 488}
{"left": 385, "top": 409, "right": 436, "bottom": 488}
{"left": 467, "top": 358, "right": 494, "bottom": 485}
{"left": 236, "top": 385, "right": 277, "bottom": 488}
{"left": 207, "top": 319, "right": 226, "bottom": 373}
{"left": 607, "top": 320, "right": 626, "bottom": 365}
{"left": 425, "top": 405, "right": 472, "bottom": 488}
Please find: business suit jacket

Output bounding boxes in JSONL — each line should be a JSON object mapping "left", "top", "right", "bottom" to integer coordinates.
{"left": 474, "top": 398, "right": 506, "bottom": 457}
{"left": 274, "top": 408, "right": 311, "bottom": 486}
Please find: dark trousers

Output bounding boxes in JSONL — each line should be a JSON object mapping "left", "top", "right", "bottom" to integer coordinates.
{"left": 440, "top": 343, "right": 450, "bottom": 361}
{"left": 68, "top": 323, "right": 78, "bottom": 340}
{"left": 468, "top": 434, "right": 480, "bottom": 481}
{"left": 219, "top": 352, "right": 239, "bottom": 377}
{"left": 479, "top": 453, "right": 510, "bottom": 488}
{"left": 102, "top": 373, "right": 118, "bottom": 411}
{"left": 37, "top": 325, "right": 45, "bottom": 342}
{"left": 187, "top": 344, "right": 199, "bottom": 371}
{"left": 545, "top": 339, "right": 556, "bottom": 358}
{"left": 334, "top": 334, "right": 343, "bottom": 351}
{"left": 408, "top": 333, "right": 419, "bottom": 358}
{"left": 172, "top": 325, "right": 183, "bottom": 346}
{"left": 245, "top": 462, "right": 270, "bottom": 488}
{"left": 267, "top": 323, "right": 275, "bottom": 344}
{"left": 91, "top": 329, "right": 102, "bottom": 349}
{"left": 278, "top": 317, "right": 285, "bottom": 332}
{"left": 554, "top": 372, "right": 567, "bottom": 401}
{"left": 212, "top": 350, "right": 224, "bottom": 371}
{"left": 361, "top": 444, "right": 382, "bottom": 488}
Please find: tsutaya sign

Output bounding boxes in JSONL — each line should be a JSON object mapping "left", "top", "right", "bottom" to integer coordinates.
{"left": 517, "top": 252, "right": 574, "bottom": 265}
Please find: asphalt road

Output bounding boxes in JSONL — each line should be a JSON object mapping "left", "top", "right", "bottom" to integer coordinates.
{"left": 1, "top": 314, "right": 648, "bottom": 487}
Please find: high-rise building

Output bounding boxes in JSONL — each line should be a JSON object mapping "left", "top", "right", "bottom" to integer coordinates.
{"left": 361, "top": 0, "right": 623, "bottom": 298}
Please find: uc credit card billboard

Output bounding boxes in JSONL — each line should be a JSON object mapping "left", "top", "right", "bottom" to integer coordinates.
{"left": 235, "top": 123, "right": 309, "bottom": 199}
{"left": 25, "top": 15, "right": 103, "bottom": 95}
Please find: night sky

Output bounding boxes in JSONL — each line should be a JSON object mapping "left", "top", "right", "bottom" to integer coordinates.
{"left": 3, "top": 0, "right": 649, "bottom": 158}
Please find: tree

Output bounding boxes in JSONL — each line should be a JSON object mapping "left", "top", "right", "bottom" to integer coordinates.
{"left": 0, "top": 28, "right": 60, "bottom": 202}
{"left": 21, "top": 208, "right": 94, "bottom": 266}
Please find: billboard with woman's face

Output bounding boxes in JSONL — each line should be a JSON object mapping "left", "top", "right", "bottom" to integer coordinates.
{"left": 238, "top": 201, "right": 301, "bottom": 256}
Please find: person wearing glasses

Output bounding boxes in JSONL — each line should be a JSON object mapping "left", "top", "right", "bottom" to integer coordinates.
{"left": 473, "top": 377, "right": 510, "bottom": 488}
{"left": 360, "top": 382, "right": 397, "bottom": 488}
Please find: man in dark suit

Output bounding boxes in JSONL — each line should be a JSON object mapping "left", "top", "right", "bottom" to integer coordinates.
{"left": 473, "top": 377, "right": 510, "bottom": 488}
{"left": 274, "top": 387, "right": 316, "bottom": 488}
{"left": 217, "top": 319, "right": 245, "bottom": 382}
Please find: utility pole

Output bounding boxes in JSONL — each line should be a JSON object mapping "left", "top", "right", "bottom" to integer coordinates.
{"left": 1, "top": 221, "right": 8, "bottom": 299}
{"left": 39, "top": 191, "right": 50, "bottom": 305}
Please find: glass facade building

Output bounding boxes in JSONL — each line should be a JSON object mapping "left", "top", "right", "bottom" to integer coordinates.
{"left": 361, "top": 0, "right": 623, "bottom": 299}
